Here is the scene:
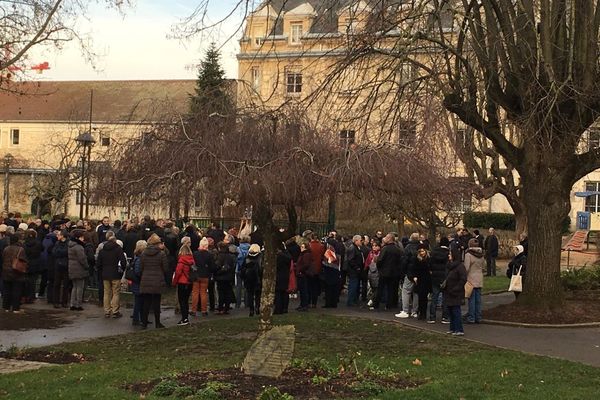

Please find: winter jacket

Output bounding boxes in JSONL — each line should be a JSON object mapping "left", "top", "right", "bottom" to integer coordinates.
{"left": 449, "top": 238, "right": 462, "bottom": 262}
{"left": 1, "top": 244, "right": 27, "bottom": 282}
{"left": 444, "top": 261, "right": 467, "bottom": 306}
{"left": 52, "top": 239, "right": 69, "bottom": 273}
{"left": 308, "top": 240, "right": 325, "bottom": 276}
{"left": 68, "top": 239, "right": 89, "bottom": 280}
{"left": 507, "top": 253, "right": 527, "bottom": 277}
{"left": 139, "top": 245, "right": 168, "bottom": 294}
{"left": 96, "top": 224, "right": 111, "bottom": 244}
{"left": 97, "top": 240, "right": 127, "bottom": 281}
{"left": 464, "top": 247, "right": 485, "bottom": 288}
{"left": 213, "top": 249, "right": 236, "bottom": 282}
{"left": 275, "top": 250, "right": 292, "bottom": 292}
{"left": 237, "top": 243, "right": 251, "bottom": 273}
{"left": 192, "top": 249, "right": 215, "bottom": 279}
{"left": 376, "top": 243, "right": 404, "bottom": 279}
{"left": 241, "top": 255, "right": 262, "bottom": 288}
{"left": 172, "top": 254, "right": 194, "bottom": 286}
{"left": 344, "top": 244, "right": 365, "bottom": 279}
{"left": 24, "top": 237, "right": 43, "bottom": 274}
{"left": 484, "top": 235, "right": 499, "bottom": 258}
{"left": 131, "top": 256, "right": 142, "bottom": 295}
{"left": 295, "top": 249, "right": 313, "bottom": 278}
{"left": 123, "top": 230, "right": 139, "bottom": 259}
{"left": 410, "top": 254, "right": 432, "bottom": 295}
{"left": 429, "top": 246, "right": 449, "bottom": 286}
{"left": 41, "top": 232, "right": 57, "bottom": 276}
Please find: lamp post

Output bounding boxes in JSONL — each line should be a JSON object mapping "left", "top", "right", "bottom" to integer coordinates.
{"left": 75, "top": 132, "right": 96, "bottom": 220}
{"left": 3, "top": 153, "right": 13, "bottom": 213}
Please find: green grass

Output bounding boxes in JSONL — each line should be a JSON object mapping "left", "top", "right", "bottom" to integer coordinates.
{"left": 483, "top": 275, "right": 509, "bottom": 294}
{"left": 0, "top": 314, "right": 598, "bottom": 399}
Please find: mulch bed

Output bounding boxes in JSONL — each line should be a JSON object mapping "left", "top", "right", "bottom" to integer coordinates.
{"left": 126, "top": 367, "right": 421, "bottom": 399}
{"left": 0, "top": 350, "right": 90, "bottom": 364}
{"left": 0, "top": 309, "right": 72, "bottom": 331}
{"left": 485, "top": 299, "right": 600, "bottom": 324}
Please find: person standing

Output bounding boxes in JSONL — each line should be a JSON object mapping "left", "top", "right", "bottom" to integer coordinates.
{"left": 295, "top": 241, "right": 313, "bottom": 311}
{"left": 411, "top": 245, "right": 432, "bottom": 320}
{"left": 397, "top": 233, "right": 420, "bottom": 318}
{"left": 213, "top": 241, "right": 236, "bottom": 315}
{"left": 345, "top": 235, "right": 365, "bottom": 307}
{"left": 131, "top": 240, "right": 147, "bottom": 326}
{"left": 484, "top": 228, "right": 499, "bottom": 276}
{"left": 96, "top": 217, "right": 111, "bottom": 244}
{"left": 240, "top": 244, "right": 262, "bottom": 317}
{"left": 321, "top": 242, "right": 341, "bottom": 308}
{"left": 507, "top": 245, "right": 527, "bottom": 299}
{"left": 428, "top": 237, "right": 450, "bottom": 323}
{"left": 307, "top": 234, "right": 325, "bottom": 308}
{"left": 23, "top": 229, "right": 43, "bottom": 303}
{"left": 67, "top": 230, "right": 89, "bottom": 311}
{"left": 274, "top": 242, "right": 292, "bottom": 314}
{"left": 464, "top": 238, "right": 485, "bottom": 323}
{"left": 444, "top": 253, "right": 468, "bottom": 336}
{"left": 191, "top": 238, "right": 214, "bottom": 316}
{"left": 172, "top": 240, "right": 194, "bottom": 325}
{"left": 374, "top": 234, "right": 403, "bottom": 311}
{"left": 1, "top": 233, "right": 28, "bottom": 313}
{"left": 52, "top": 230, "right": 70, "bottom": 309}
{"left": 139, "top": 234, "right": 168, "bottom": 328}
{"left": 97, "top": 234, "right": 127, "bottom": 318}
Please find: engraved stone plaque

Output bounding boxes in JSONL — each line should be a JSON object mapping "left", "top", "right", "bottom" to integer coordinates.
{"left": 242, "top": 325, "right": 295, "bottom": 378}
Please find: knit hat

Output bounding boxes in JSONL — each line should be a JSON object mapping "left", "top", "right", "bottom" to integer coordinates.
{"left": 248, "top": 243, "right": 261, "bottom": 256}
{"left": 417, "top": 243, "right": 428, "bottom": 251}
{"left": 18, "top": 223, "right": 28, "bottom": 231}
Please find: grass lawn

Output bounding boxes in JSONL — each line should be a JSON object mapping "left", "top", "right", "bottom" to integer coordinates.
{"left": 483, "top": 275, "right": 509, "bottom": 294}
{"left": 0, "top": 314, "right": 598, "bottom": 399}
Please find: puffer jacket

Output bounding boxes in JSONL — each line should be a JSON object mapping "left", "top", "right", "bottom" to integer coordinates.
{"left": 463, "top": 247, "right": 485, "bottom": 288}
{"left": 139, "top": 245, "right": 168, "bottom": 294}
{"left": 444, "top": 261, "right": 467, "bottom": 306}
{"left": 429, "top": 246, "right": 449, "bottom": 286}
{"left": 52, "top": 239, "right": 69, "bottom": 273}
{"left": 172, "top": 254, "right": 194, "bottom": 286}
{"left": 68, "top": 239, "right": 89, "bottom": 280}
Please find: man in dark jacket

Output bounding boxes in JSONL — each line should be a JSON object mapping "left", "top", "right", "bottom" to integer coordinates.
{"left": 397, "top": 232, "right": 421, "bottom": 318}
{"left": 428, "top": 238, "right": 450, "bottom": 323}
{"left": 96, "top": 217, "right": 111, "bottom": 244}
{"left": 345, "top": 235, "right": 365, "bottom": 307}
{"left": 97, "top": 235, "right": 127, "bottom": 318}
{"left": 41, "top": 230, "right": 57, "bottom": 304}
{"left": 52, "top": 230, "right": 70, "bottom": 308}
{"left": 374, "top": 233, "right": 403, "bottom": 310}
{"left": 484, "top": 228, "right": 499, "bottom": 276}
{"left": 473, "top": 229, "right": 485, "bottom": 249}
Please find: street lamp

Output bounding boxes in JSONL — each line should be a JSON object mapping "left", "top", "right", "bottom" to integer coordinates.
{"left": 75, "top": 132, "right": 96, "bottom": 219}
{"left": 3, "top": 153, "right": 14, "bottom": 213}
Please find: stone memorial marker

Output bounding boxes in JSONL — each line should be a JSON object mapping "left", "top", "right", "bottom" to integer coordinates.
{"left": 242, "top": 325, "right": 295, "bottom": 378}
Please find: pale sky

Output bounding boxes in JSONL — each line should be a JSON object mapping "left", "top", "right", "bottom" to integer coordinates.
{"left": 28, "top": 0, "right": 250, "bottom": 81}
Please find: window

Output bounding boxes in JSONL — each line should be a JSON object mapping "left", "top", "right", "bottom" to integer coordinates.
{"left": 290, "top": 23, "right": 303, "bottom": 44}
{"left": 100, "top": 133, "right": 110, "bottom": 147}
{"left": 398, "top": 120, "right": 416, "bottom": 146}
{"left": 585, "top": 182, "right": 600, "bottom": 213}
{"left": 251, "top": 67, "right": 261, "bottom": 91}
{"left": 589, "top": 128, "right": 600, "bottom": 150}
{"left": 344, "top": 17, "right": 357, "bottom": 32}
{"left": 286, "top": 70, "right": 303, "bottom": 94}
{"left": 339, "top": 129, "right": 356, "bottom": 147}
{"left": 10, "top": 129, "right": 19, "bottom": 145}
{"left": 254, "top": 37, "right": 264, "bottom": 47}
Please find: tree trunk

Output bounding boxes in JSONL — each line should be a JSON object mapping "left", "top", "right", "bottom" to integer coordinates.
{"left": 519, "top": 164, "right": 571, "bottom": 308}
{"left": 255, "top": 203, "right": 277, "bottom": 334}
{"left": 514, "top": 211, "right": 528, "bottom": 239}
{"left": 286, "top": 204, "right": 298, "bottom": 236}
{"left": 428, "top": 214, "right": 437, "bottom": 247}
{"left": 505, "top": 195, "right": 528, "bottom": 239}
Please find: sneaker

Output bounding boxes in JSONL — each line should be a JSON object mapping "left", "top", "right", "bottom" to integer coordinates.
{"left": 441, "top": 318, "right": 450, "bottom": 324}
{"left": 104, "top": 313, "right": 111, "bottom": 318}
{"left": 395, "top": 311, "right": 410, "bottom": 318}
{"left": 12, "top": 309, "right": 25, "bottom": 314}
{"left": 369, "top": 307, "right": 375, "bottom": 311}
{"left": 445, "top": 331, "right": 455, "bottom": 334}
{"left": 177, "top": 319, "right": 189, "bottom": 326}
{"left": 427, "top": 320, "right": 436, "bottom": 324}
{"left": 452, "top": 332, "right": 465, "bottom": 336}
{"left": 411, "top": 312, "right": 418, "bottom": 318}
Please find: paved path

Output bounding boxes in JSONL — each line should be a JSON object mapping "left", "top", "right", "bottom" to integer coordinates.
{"left": 2, "top": 293, "right": 600, "bottom": 368}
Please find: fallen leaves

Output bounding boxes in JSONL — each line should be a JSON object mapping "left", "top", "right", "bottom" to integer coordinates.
{"left": 411, "top": 359, "right": 422, "bottom": 366}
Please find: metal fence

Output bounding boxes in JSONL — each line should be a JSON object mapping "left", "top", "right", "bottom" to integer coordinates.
{"left": 188, "top": 217, "right": 331, "bottom": 238}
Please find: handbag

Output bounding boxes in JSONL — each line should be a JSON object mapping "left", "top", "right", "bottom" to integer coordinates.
{"left": 287, "top": 260, "right": 297, "bottom": 294}
{"left": 120, "top": 268, "right": 129, "bottom": 292}
{"left": 11, "top": 248, "right": 27, "bottom": 273}
{"left": 464, "top": 281, "right": 474, "bottom": 298}
{"left": 508, "top": 266, "right": 523, "bottom": 292}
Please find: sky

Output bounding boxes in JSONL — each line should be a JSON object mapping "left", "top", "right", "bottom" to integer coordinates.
{"left": 28, "top": 0, "right": 251, "bottom": 81}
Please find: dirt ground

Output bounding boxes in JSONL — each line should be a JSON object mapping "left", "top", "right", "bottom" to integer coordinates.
{"left": 484, "top": 298, "right": 600, "bottom": 324}
{"left": 0, "top": 349, "right": 89, "bottom": 364}
{"left": 126, "top": 368, "right": 421, "bottom": 400}
{"left": 0, "top": 308, "right": 73, "bottom": 331}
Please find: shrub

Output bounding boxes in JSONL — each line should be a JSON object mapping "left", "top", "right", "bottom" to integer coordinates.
{"left": 173, "top": 385, "right": 195, "bottom": 398}
{"left": 351, "top": 381, "right": 386, "bottom": 395}
{"left": 256, "top": 386, "right": 294, "bottom": 400}
{"left": 561, "top": 265, "right": 600, "bottom": 291}
{"left": 463, "top": 212, "right": 515, "bottom": 231}
{"left": 194, "top": 387, "right": 222, "bottom": 400}
{"left": 151, "top": 379, "right": 180, "bottom": 397}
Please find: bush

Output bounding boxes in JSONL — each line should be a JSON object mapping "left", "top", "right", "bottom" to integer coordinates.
{"left": 463, "top": 212, "right": 515, "bottom": 231}
{"left": 256, "top": 386, "right": 294, "bottom": 400}
{"left": 151, "top": 379, "right": 180, "bottom": 397}
{"left": 561, "top": 265, "right": 600, "bottom": 291}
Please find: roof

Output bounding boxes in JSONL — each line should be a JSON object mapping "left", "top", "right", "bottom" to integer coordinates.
{"left": 0, "top": 80, "right": 198, "bottom": 123}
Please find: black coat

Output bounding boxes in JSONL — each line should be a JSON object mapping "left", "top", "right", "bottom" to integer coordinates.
{"left": 192, "top": 249, "right": 215, "bottom": 279}
{"left": 275, "top": 250, "right": 292, "bottom": 292}
{"left": 410, "top": 255, "right": 432, "bottom": 295}
{"left": 484, "top": 235, "right": 499, "bottom": 258}
{"left": 429, "top": 246, "right": 449, "bottom": 286}
{"left": 507, "top": 253, "right": 527, "bottom": 277}
{"left": 123, "top": 230, "right": 139, "bottom": 259}
{"left": 241, "top": 256, "right": 261, "bottom": 288}
{"left": 376, "top": 243, "right": 403, "bottom": 279}
{"left": 345, "top": 244, "right": 365, "bottom": 278}
{"left": 444, "top": 261, "right": 467, "bottom": 306}
{"left": 52, "top": 239, "right": 69, "bottom": 273}
{"left": 97, "top": 240, "right": 127, "bottom": 281}
{"left": 213, "top": 250, "right": 236, "bottom": 282}
{"left": 24, "top": 237, "right": 43, "bottom": 273}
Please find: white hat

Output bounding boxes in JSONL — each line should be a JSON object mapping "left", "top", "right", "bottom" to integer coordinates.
{"left": 18, "top": 223, "right": 28, "bottom": 231}
{"left": 116, "top": 239, "right": 124, "bottom": 248}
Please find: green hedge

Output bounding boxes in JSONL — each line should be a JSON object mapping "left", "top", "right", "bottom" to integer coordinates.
{"left": 463, "top": 212, "right": 515, "bottom": 231}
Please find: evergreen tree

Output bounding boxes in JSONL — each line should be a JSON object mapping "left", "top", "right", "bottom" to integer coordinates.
{"left": 189, "top": 43, "right": 232, "bottom": 118}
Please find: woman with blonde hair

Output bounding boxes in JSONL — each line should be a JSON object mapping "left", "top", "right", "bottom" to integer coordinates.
{"left": 172, "top": 239, "right": 194, "bottom": 325}
{"left": 130, "top": 240, "right": 147, "bottom": 326}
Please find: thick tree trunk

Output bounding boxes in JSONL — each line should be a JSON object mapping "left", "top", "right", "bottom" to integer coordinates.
{"left": 519, "top": 166, "right": 571, "bottom": 308}
{"left": 514, "top": 211, "right": 528, "bottom": 239}
{"left": 286, "top": 204, "right": 298, "bottom": 236}
{"left": 505, "top": 195, "right": 528, "bottom": 238}
{"left": 255, "top": 203, "right": 277, "bottom": 334}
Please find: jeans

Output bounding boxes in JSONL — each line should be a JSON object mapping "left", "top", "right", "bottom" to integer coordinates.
{"left": 103, "top": 279, "right": 121, "bottom": 315}
{"left": 70, "top": 278, "right": 85, "bottom": 308}
{"left": 38, "top": 270, "right": 48, "bottom": 297}
{"left": 346, "top": 276, "right": 360, "bottom": 306}
{"left": 401, "top": 277, "right": 418, "bottom": 314}
{"left": 467, "top": 287, "right": 482, "bottom": 322}
{"left": 235, "top": 272, "right": 244, "bottom": 308}
{"left": 449, "top": 305, "right": 464, "bottom": 333}
{"left": 297, "top": 276, "right": 309, "bottom": 309}
{"left": 191, "top": 278, "right": 209, "bottom": 313}
{"left": 244, "top": 283, "right": 260, "bottom": 314}
{"left": 177, "top": 283, "right": 192, "bottom": 321}
{"left": 486, "top": 256, "right": 497, "bottom": 276}
{"left": 429, "top": 283, "right": 449, "bottom": 321}
{"left": 2, "top": 280, "right": 23, "bottom": 311}
{"left": 132, "top": 294, "right": 142, "bottom": 323}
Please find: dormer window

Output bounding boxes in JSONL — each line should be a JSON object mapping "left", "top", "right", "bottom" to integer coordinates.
{"left": 290, "top": 23, "right": 303, "bottom": 44}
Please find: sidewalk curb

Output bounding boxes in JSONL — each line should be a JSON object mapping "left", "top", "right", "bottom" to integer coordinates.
{"left": 481, "top": 319, "right": 600, "bottom": 329}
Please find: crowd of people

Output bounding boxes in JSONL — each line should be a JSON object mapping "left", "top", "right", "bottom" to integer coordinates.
{"left": 0, "top": 212, "right": 528, "bottom": 336}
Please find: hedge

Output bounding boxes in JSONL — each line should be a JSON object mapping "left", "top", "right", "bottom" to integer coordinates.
{"left": 463, "top": 212, "right": 515, "bottom": 231}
